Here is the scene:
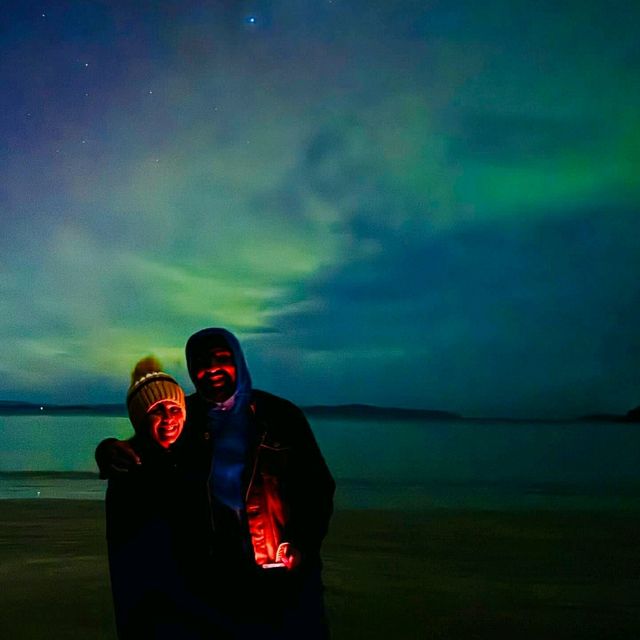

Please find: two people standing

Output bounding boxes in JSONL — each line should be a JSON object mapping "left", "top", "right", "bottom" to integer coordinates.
{"left": 98, "top": 328, "right": 335, "bottom": 639}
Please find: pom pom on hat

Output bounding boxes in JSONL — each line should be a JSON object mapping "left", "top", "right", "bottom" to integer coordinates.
{"left": 127, "top": 355, "right": 185, "bottom": 432}
{"left": 131, "top": 355, "right": 164, "bottom": 385}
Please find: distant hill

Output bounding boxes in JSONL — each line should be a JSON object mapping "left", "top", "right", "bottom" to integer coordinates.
{"left": 1, "top": 399, "right": 638, "bottom": 422}
{"left": 303, "top": 403, "right": 460, "bottom": 421}
{"left": 578, "top": 408, "right": 640, "bottom": 423}
{"left": 0, "top": 400, "right": 458, "bottom": 420}
{"left": 578, "top": 413, "right": 625, "bottom": 422}
{"left": 626, "top": 406, "right": 640, "bottom": 422}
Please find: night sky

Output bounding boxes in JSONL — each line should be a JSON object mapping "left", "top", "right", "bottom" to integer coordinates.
{"left": 2, "top": 1, "right": 639, "bottom": 418}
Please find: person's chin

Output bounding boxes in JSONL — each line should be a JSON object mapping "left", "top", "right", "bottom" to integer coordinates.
{"left": 197, "top": 383, "right": 216, "bottom": 397}
{"left": 200, "top": 385, "right": 232, "bottom": 402}
{"left": 156, "top": 427, "right": 179, "bottom": 444}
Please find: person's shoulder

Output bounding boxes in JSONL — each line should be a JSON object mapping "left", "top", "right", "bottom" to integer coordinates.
{"left": 185, "top": 392, "right": 201, "bottom": 409}
{"left": 185, "top": 392, "right": 207, "bottom": 423}
{"left": 251, "top": 391, "right": 318, "bottom": 448}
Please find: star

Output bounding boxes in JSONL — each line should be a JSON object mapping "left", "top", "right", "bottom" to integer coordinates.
{"left": 246, "top": 16, "right": 257, "bottom": 25}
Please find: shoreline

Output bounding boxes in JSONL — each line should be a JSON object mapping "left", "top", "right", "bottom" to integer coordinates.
{"left": 1, "top": 500, "right": 640, "bottom": 639}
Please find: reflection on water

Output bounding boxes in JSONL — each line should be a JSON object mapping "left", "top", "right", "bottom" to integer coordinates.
{"left": 1, "top": 415, "right": 639, "bottom": 510}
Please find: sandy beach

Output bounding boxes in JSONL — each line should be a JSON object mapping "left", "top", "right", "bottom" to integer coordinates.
{"left": 1, "top": 500, "right": 639, "bottom": 639}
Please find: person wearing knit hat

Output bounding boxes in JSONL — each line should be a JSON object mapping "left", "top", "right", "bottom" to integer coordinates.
{"left": 126, "top": 356, "right": 186, "bottom": 449}
{"left": 105, "top": 356, "right": 225, "bottom": 639}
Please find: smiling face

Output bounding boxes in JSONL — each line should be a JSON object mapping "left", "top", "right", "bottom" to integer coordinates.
{"left": 146, "top": 400, "right": 186, "bottom": 448}
{"left": 193, "top": 345, "right": 238, "bottom": 402}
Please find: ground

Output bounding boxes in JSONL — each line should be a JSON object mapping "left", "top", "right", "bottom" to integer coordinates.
{"left": 0, "top": 501, "right": 639, "bottom": 639}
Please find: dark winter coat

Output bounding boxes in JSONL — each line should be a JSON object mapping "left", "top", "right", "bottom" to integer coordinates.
{"left": 184, "top": 388, "right": 335, "bottom": 570}
{"left": 105, "top": 436, "right": 229, "bottom": 639}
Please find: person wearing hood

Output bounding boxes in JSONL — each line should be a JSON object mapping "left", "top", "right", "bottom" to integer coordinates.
{"left": 97, "top": 329, "right": 335, "bottom": 638}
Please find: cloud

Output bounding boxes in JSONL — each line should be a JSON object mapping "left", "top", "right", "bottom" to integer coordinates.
{"left": 2, "top": 0, "right": 639, "bottom": 417}
{"left": 259, "top": 205, "right": 640, "bottom": 416}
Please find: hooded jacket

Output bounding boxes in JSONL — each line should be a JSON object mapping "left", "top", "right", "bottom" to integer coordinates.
{"left": 185, "top": 328, "right": 335, "bottom": 568}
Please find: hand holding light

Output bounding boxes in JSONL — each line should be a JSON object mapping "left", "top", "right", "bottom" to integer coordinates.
{"left": 275, "top": 542, "right": 302, "bottom": 570}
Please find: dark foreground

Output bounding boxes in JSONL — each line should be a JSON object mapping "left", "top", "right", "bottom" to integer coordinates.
{"left": 0, "top": 500, "right": 639, "bottom": 639}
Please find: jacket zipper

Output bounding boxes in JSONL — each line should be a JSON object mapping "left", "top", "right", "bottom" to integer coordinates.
{"left": 245, "top": 429, "right": 267, "bottom": 503}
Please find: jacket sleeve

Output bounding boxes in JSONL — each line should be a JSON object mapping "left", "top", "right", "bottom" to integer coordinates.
{"left": 95, "top": 438, "right": 119, "bottom": 479}
{"left": 283, "top": 405, "right": 336, "bottom": 560}
{"left": 95, "top": 437, "right": 137, "bottom": 479}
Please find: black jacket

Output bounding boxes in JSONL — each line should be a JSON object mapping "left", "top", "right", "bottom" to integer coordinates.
{"left": 184, "top": 389, "right": 335, "bottom": 569}
{"left": 105, "top": 437, "right": 224, "bottom": 638}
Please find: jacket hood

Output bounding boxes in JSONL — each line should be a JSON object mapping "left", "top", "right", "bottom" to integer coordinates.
{"left": 185, "top": 327, "right": 252, "bottom": 406}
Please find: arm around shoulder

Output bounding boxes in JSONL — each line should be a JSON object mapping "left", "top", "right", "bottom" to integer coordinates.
{"left": 95, "top": 437, "right": 141, "bottom": 479}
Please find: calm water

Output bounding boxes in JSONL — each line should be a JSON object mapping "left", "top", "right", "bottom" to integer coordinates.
{"left": 1, "top": 414, "right": 639, "bottom": 510}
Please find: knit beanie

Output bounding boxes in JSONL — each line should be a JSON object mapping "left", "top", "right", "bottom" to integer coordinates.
{"left": 126, "top": 356, "right": 186, "bottom": 432}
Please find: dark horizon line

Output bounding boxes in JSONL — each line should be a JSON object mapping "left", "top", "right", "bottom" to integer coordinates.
{"left": 0, "top": 399, "right": 638, "bottom": 423}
